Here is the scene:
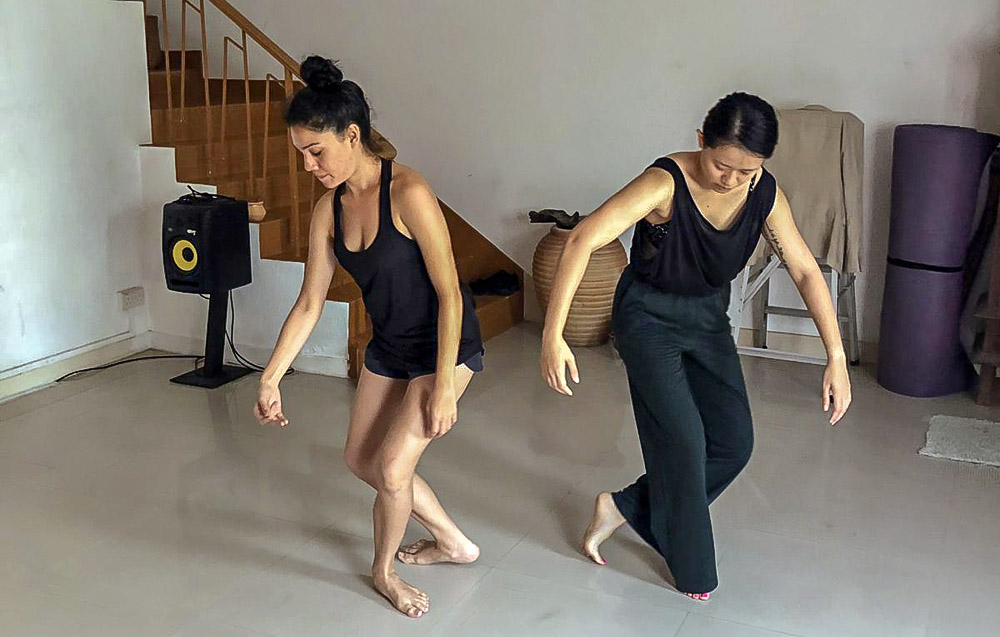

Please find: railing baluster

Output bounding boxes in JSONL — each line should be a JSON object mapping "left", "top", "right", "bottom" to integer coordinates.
{"left": 242, "top": 30, "right": 253, "bottom": 199}
{"left": 179, "top": 0, "right": 187, "bottom": 110}
{"left": 221, "top": 37, "right": 229, "bottom": 144}
{"left": 263, "top": 73, "right": 285, "bottom": 209}
{"left": 197, "top": 0, "right": 212, "bottom": 176}
{"left": 285, "top": 68, "right": 300, "bottom": 255}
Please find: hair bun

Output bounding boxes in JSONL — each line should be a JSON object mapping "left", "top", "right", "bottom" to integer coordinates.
{"left": 301, "top": 56, "right": 343, "bottom": 91}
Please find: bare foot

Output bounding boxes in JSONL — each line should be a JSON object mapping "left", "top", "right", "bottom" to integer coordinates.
{"left": 373, "top": 573, "right": 430, "bottom": 618}
{"left": 397, "top": 538, "right": 480, "bottom": 566}
{"left": 582, "top": 492, "right": 626, "bottom": 565}
{"left": 683, "top": 592, "right": 711, "bottom": 601}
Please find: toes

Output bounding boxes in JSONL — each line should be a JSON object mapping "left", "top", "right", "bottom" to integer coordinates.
{"left": 397, "top": 540, "right": 435, "bottom": 564}
{"left": 402, "top": 594, "right": 429, "bottom": 618}
{"left": 399, "top": 540, "right": 426, "bottom": 555}
{"left": 582, "top": 546, "right": 605, "bottom": 565}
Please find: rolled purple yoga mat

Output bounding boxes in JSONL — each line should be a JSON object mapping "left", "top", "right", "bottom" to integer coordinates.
{"left": 877, "top": 265, "right": 977, "bottom": 397}
{"left": 888, "top": 125, "right": 998, "bottom": 267}
{"left": 878, "top": 125, "right": 997, "bottom": 397}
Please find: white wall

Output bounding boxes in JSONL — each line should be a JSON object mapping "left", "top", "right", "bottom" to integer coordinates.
{"left": 139, "top": 147, "right": 349, "bottom": 376}
{"left": 0, "top": 0, "right": 152, "bottom": 377}
{"left": 222, "top": 0, "right": 1000, "bottom": 342}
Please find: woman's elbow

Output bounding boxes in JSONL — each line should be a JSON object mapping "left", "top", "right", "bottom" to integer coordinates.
{"left": 563, "top": 231, "right": 596, "bottom": 255}
{"left": 789, "top": 260, "right": 824, "bottom": 288}
{"left": 293, "top": 295, "right": 325, "bottom": 318}
{"left": 436, "top": 282, "right": 463, "bottom": 308}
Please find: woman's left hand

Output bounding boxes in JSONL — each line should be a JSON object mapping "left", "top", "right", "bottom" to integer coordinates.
{"left": 822, "top": 356, "right": 852, "bottom": 426}
{"left": 426, "top": 384, "right": 458, "bottom": 439}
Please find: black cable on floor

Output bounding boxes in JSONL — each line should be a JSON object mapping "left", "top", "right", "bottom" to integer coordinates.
{"left": 55, "top": 354, "right": 203, "bottom": 382}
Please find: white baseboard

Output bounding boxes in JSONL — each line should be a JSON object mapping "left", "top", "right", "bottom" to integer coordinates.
{"left": 0, "top": 331, "right": 153, "bottom": 403}
{"left": 0, "top": 329, "right": 348, "bottom": 404}
{"left": 147, "top": 332, "right": 349, "bottom": 378}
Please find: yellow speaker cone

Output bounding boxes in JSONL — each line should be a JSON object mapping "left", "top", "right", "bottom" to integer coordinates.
{"left": 172, "top": 239, "right": 198, "bottom": 272}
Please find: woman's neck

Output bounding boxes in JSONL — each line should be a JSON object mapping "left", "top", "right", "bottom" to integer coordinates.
{"left": 344, "top": 153, "right": 381, "bottom": 196}
{"left": 689, "top": 151, "right": 714, "bottom": 191}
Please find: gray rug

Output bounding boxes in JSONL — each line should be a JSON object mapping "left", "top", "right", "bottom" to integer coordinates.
{"left": 920, "top": 416, "right": 1000, "bottom": 467}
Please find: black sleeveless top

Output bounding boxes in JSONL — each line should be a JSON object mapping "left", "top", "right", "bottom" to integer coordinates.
{"left": 333, "top": 159, "right": 483, "bottom": 372}
{"left": 629, "top": 156, "right": 776, "bottom": 297}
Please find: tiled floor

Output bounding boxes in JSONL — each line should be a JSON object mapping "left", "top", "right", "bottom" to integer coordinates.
{"left": 1, "top": 324, "right": 998, "bottom": 636}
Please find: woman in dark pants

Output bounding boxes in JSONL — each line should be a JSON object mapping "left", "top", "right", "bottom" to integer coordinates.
{"left": 540, "top": 93, "right": 852, "bottom": 601}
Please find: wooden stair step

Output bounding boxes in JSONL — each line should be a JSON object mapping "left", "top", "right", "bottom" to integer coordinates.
{"left": 150, "top": 74, "right": 303, "bottom": 110}
{"left": 474, "top": 291, "right": 525, "bottom": 342}
{"left": 165, "top": 142, "right": 306, "bottom": 184}
{"left": 217, "top": 171, "right": 317, "bottom": 206}
{"left": 258, "top": 217, "right": 289, "bottom": 259}
{"left": 146, "top": 50, "right": 203, "bottom": 75}
{"left": 151, "top": 100, "right": 288, "bottom": 145}
{"left": 168, "top": 134, "right": 298, "bottom": 172}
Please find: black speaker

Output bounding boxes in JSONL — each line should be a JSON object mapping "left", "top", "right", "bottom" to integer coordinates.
{"left": 163, "top": 191, "right": 251, "bottom": 294}
{"left": 162, "top": 190, "right": 254, "bottom": 389}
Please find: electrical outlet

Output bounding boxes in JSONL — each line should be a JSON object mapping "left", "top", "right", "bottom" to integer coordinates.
{"left": 118, "top": 286, "right": 145, "bottom": 311}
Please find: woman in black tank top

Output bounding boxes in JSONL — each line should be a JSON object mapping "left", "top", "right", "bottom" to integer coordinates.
{"left": 254, "top": 57, "right": 482, "bottom": 619}
{"left": 540, "top": 93, "right": 853, "bottom": 600}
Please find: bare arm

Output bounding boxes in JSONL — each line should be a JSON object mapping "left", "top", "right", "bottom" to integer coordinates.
{"left": 763, "top": 187, "right": 852, "bottom": 424}
{"left": 397, "top": 173, "right": 464, "bottom": 437}
{"left": 541, "top": 168, "right": 674, "bottom": 395}
{"left": 260, "top": 193, "right": 338, "bottom": 385}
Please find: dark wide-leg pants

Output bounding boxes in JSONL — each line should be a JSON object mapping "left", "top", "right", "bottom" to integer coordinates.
{"left": 610, "top": 267, "right": 754, "bottom": 593}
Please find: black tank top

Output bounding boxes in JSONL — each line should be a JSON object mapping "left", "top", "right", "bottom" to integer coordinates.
{"left": 629, "top": 156, "right": 776, "bottom": 297}
{"left": 333, "top": 159, "right": 483, "bottom": 372}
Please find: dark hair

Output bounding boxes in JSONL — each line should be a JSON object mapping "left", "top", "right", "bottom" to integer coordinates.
{"left": 702, "top": 92, "right": 778, "bottom": 158}
{"left": 285, "top": 56, "right": 376, "bottom": 153}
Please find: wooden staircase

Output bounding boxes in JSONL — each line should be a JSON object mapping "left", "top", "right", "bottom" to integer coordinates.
{"left": 141, "top": 1, "right": 523, "bottom": 380}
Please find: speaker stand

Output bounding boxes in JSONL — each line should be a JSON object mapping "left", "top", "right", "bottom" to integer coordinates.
{"left": 171, "top": 291, "right": 253, "bottom": 388}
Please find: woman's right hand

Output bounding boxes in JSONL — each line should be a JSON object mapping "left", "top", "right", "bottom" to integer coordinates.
{"left": 255, "top": 381, "right": 288, "bottom": 427}
{"left": 541, "top": 335, "right": 580, "bottom": 396}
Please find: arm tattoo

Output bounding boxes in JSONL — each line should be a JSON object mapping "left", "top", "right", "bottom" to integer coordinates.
{"left": 763, "top": 221, "right": 786, "bottom": 263}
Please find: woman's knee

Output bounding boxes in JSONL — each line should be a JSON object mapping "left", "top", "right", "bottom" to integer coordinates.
{"left": 732, "top": 435, "right": 753, "bottom": 470}
{"left": 343, "top": 447, "right": 374, "bottom": 483}
{"left": 735, "top": 411, "right": 754, "bottom": 465}
{"left": 376, "top": 453, "right": 414, "bottom": 495}
{"left": 716, "top": 414, "right": 754, "bottom": 469}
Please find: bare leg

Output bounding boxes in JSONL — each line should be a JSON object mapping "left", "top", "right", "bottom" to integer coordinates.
{"left": 370, "top": 366, "right": 476, "bottom": 618}
{"left": 345, "top": 369, "right": 479, "bottom": 567}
